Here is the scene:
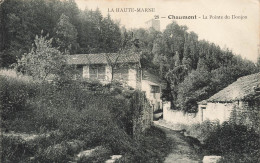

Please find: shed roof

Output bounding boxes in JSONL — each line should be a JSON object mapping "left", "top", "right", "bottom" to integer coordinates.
{"left": 142, "top": 70, "right": 167, "bottom": 89}
{"left": 203, "top": 73, "right": 260, "bottom": 103}
{"left": 66, "top": 53, "right": 140, "bottom": 65}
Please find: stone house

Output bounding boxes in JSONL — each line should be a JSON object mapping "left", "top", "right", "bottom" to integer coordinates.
{"left": 163, "top": 73, "right": 260, "bottom": 127}
{"left": 66, "top": 53, "right": 141, "bottom": 89}
{"left": 66, "top": 53, "right": 163, "bottom": 112}
{"left": 141, "top": 70, "right": 163, "bottom": 112}
{"left": 198, "top": 72, "right": 260, "bottom": 127}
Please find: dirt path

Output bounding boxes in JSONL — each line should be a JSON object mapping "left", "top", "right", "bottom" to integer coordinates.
{"left": 155, "top": 124, "right": 202, "bottom": 163}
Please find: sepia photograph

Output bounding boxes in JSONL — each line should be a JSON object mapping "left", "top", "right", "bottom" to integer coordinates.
{"left": 0, "top": 0, "right": 259, "bottom": 162}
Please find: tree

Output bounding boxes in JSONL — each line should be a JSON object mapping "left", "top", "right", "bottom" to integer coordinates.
{"left": 54, "top": 13, "right": 78, "bottom": 54}
{"left": 16, "top": 33, "right": 64, "bottom": 81}
{"left": 100, "top": 14, "right": 121, "bottom": 53}
{"left": 257, "top": 53, "right": 260, "bottom": 71}
{"left": 105, "top": 30, "right": 137, "bottom": 81}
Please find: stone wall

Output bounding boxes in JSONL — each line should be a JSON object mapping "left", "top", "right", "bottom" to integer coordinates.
{"left": 131, "top": 92, "right": 153, "bottom": 138}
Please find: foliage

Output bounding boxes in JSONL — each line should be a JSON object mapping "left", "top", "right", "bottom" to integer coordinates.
{"left": 185, "top": 119, "right": 260, "bottom": 162}
{"left": 116, "top": 126, "right": 173, "bottom": 163}
{"left": 129, "top": 21, "right": 258, "bottom": 112}
{"left": 204, "top": 122, "right": 260, "bottom": 162}
{"left": 1, "top": 72, "right": 162, "bottom": 162}
{"left": 0, "top": 74, "right": 37, "bottom": 121}
{"left": 1, "top": 135, "right": 36, "bottom": 163}
{"left": 185, "top": 120, "right": 221, "bottom": 143}
{"left": 177, "top": 70, "right": 211, "bottom": 112}
{"left": 34, "top": 142, "right": 71, "bottom": 163}
{"left": 1, "top": 0, "right": 258, "bottom": 112}
{"left": 54, "top": 13, "right": 78, "bottom": 54}
{"left": 0, "top": 0, "right": 121, "bottom": 66}
{"left": 15, "top": 33, "right": 65, "bottom": 81}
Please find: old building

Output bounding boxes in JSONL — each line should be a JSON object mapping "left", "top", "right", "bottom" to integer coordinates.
{"left": 198, "top": 72, "right": 260, "bottom": 126}
{"left": 142, "top": 70, "right": 163, "bottom": 112}
{"left": 66, "top": 53, "right": 163, "bottom": 114}
{"left": 163, "top": 73, "right": 260, "bottom": 126}
{"left": 66, "top": 53, "right": 141, "bottom": 89}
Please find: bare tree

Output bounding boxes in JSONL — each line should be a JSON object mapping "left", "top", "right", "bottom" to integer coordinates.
{"left": 105, "top": 30, "right": 139, "bottom": 82}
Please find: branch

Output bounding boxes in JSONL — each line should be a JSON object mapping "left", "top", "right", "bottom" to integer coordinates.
{"left": 0, "top": 0, "right": 5, "bottom": 5}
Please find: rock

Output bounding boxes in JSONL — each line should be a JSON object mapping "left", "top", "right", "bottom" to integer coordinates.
{"left": 77, "top": 148, "right": 96, "bottom": 158}
{"left": 203, "top": 155, "right": 222, "bottom": 163}
{"left": 111, "top": 155, "right": 122, "bottom": 160}
{"left": 105, "top": 155, "right": 122, "bottom": 163}
{"left": 74, "top": 146, "right": 103, "bottom": 161}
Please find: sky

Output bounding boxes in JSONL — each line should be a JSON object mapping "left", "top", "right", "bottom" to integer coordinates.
{"left": 75, "top": 0, "right": 259, "bottom": 62}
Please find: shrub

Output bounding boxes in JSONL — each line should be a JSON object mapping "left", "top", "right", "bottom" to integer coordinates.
{"left": 0, "top": 76, "right": 36, "bottom": 119}
{"left": 34, "top": 142, "right": 71, "bottom": 163}
{"left": 1, "top": 70, "right": 164, "bottom": 162}
{"left": 204, "top": 122, "right": 260, "bottom": 162}
{"left": 116, "top": 126, "right": 173, "bottom": 163}
{"left": 186, "top": 120, "right": 220, "bottom": 143}
{"left": 1, "top": 135, "right": 36, "bottom": 163}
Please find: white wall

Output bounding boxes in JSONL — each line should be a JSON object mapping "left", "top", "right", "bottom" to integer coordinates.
{"left": 81, "top": 65, "right": 140, "bottom": 89}
{"left": 163, "top": 102, "right": 202, "bottom": 125}
{"left": 141, "top": 80, "right": 151, "bottom": 98}
{"left": 202, "top": 103, "right": 234, "bottom": 123}
{"left": 163, "top": 101, "right": 236, "bottom": 125}
{"left": 142, "top": 80, "right": 162, "bottom": 111}
{"left": 105, "top": 65, "right": 112, "bottom": 81}
{"left": 82, "top": 65, "right": 89, "bottom": 78}
{"left": 128, "top": 68, "right": 137, "bottom": 89}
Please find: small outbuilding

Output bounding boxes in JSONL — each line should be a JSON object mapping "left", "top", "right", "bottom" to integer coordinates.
{"left": 198, "top": 72, "right": 260, "bottom": 126}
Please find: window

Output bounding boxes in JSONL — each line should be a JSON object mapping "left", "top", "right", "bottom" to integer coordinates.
{"left": 151, "top": 85, "right": 160, "bottom": 99}
{"left": 89, "top": 65, "right": 105, "bottom": 80}
{"left": 151, "top": 85, "right": 160, "bottom": 93}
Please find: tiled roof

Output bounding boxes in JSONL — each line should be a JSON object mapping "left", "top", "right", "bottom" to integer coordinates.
{"left": 201, "top": 73, "right": 260, "bottom": 103}
{"left": 66, "top": 53, "right": 140, "bottom": 65}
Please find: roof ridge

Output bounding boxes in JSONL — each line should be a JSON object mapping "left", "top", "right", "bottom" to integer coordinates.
{"left": 237, "top": 72, "right": 260, "bottom": 81}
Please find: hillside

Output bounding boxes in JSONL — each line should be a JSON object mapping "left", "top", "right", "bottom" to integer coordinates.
{"left": 0, "top": 69, "right": 172, "bottom": 162}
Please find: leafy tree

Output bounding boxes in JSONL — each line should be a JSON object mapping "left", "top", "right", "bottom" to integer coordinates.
{"left": 16, "top": 33, "right": 64, "bottom": 81}
{"left": 177, "top": 70, "right": 211, "bottom": 112}
{"left": 100, "top": 14, "right": 121, "bottom": 53}
{"left": 54, "top": 13, "right": 78, "bottom": 54}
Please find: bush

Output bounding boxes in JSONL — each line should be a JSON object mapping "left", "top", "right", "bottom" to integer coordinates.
{"left": 34, "top": 142, "right": 71, "bottom": 163}
{"left": 204, "top": 122, "right": 260, "bottom": 162}
{"left": 186, "top": 120, "right": 220, "bottom": 143}
{"left": 116, "top": 126, "right": 172, "bottom": 163}
{"left": 1, "top": 70, "right": 167, "bottom": 162}
{"left": 0, "top": 75, "right": 37, "bottom": 119}
{"left": 1, "top": 136, "right": 36, "bottom": 163}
